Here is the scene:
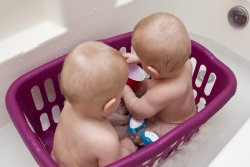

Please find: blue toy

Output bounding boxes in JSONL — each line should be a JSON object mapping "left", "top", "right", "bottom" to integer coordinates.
{"left": 128, "top": 116, "right": 146, "bottom": 135}
{"left": 140, "top": 130, "right": 159, "bottom": 145}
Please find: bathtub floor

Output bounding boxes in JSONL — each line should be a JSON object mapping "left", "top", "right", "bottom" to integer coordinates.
{"left": 1, "top": 33, "right": 250, "bottom": 167}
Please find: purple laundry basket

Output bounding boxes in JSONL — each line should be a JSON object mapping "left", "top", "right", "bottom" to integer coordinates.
{"left": 5, "top": 32, "right": 237, "bottom": 167}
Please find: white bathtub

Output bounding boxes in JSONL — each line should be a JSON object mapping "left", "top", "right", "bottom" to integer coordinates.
{"left": 0, "top": 33, "right": 249, "bottom": 167}
{"left": 1, "top": 1, "right": 250, "bottom": 167}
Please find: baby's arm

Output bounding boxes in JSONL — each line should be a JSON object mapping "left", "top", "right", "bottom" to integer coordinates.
{"left": 97, "top": 136, "right": 137, "bottom": 167}
{"left": 107, "top": 112, "right": 129, "bottom": 126}
{"left": 123, "top": 53, "right": 140, "bottom": 64}
{"left": 122, "top": 85, "right": 164, "bottom": 120}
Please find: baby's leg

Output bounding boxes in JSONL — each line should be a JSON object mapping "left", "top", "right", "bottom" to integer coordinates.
{"left": 120, "top": 137, "right": 138, "bottom": 155}
{"left": 108, "top": 102, "right": 129, "bottom": 127}
{"left": 114, "top": 125, "right": 129, "bottom": 140}
{"left": 108, "top": 112, "right": 129, "bottom": 126}
{"left": 146, "top": 117, "right": 178, "bottom": 137}
{"left": 108, "top": 102, "right": 130, "bottom": 139}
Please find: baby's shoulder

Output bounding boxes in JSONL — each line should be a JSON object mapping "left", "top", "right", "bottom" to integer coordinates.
{"left": 90, "top": 128, "right": 121, "bottom": 156}
{"left": 89, "top": 126, "right": 119, "bottom": 144}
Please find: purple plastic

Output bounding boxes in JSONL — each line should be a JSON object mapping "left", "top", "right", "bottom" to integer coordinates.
{"left": 5, "top": 32, "right": 237, "bottom": 167}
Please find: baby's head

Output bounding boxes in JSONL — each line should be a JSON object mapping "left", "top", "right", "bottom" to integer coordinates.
{"left": 132, "top": 12, "right": 191, "bottom": 79}
{"left": 60, "top": 41, "right": 128, "bottom": 115}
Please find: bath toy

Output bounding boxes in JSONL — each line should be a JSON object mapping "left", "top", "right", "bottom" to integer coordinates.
{"left": 140, "top": 130, "right": 159, "bottom": 145}
{"left": 128, "top": 63, "right": 145, "bottom": 81}
{"left": 128, "top": 116, "right": 146, "bottom": 135}
{"left": 126, "top": 63, "right": 145, "bottom": 89}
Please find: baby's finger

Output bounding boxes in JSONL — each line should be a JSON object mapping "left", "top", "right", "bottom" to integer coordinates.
{"left": 122, "top": 53, "right": 129, "bottom": 59}
{"left": 123, "top": 53, "right": 135, "bottom": 63}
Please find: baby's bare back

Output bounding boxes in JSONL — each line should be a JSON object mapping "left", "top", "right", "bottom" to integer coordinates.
{"left": 52, "top": 105, "right": 120, "bottom": 167}
{"left": 52, "top": 109, "right": 99, "bottom": 167}
{"left": 147, "top": 60, "right": 196, "bottom": 125}
{"left": 140, "top": 61, "right": 196, "bottom": 137}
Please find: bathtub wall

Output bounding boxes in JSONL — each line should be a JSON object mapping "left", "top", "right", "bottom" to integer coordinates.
{"left": 164, "top": 0, "right": 250, "bottom": 62}
{"left": 0, "top": 0, "right": 249, "bottom": 127}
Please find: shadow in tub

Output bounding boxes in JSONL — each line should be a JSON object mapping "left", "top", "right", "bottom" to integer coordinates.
{"left": 5, "top": 32, "right": 236, "bottom": 167}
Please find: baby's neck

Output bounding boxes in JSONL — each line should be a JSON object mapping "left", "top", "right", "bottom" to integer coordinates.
{"left": 67, "top": 102, "right": 107, "bottom": 122}
{"left": 153, "top": 64, "right": 185, "bottom": 80}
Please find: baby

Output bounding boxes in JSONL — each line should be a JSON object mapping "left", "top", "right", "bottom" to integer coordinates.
{"left": 51, "top": 41, "right": 137, "bottom": 167}
{"left": 122, "top": 12, "right": 197, "bottom": 139}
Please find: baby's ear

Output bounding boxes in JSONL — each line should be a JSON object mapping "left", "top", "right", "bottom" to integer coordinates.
{"left": 103, "top": 98, "right": 117, "bottom": 114}
{"left": 147, "top": 66, "right": 160, "bottom": 78}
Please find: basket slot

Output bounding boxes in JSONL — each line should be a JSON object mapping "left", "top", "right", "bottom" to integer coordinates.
{"left": 56, "top": 73, "right": 63, "bottom": 95}
{"left": 190, "top": 57, "right": 197, "bottom": 75}
{"left": 197, "top": 97, "right": 206, "bottom": 112}
{"left": 204, "top": 73, "right": 216, "bottom": 96}
{"left": 131, "top": 46, "right": 136, "bottom": 54}
{"left": 51, "top": 105, "right": 60, "bottom": 123}
{"left": 119, "top": 47, "right": 127, "bottom": 54}
{"left": 193, "top": 89, "right": 197, "bottom": 99}
{"left": 44, "top": 78, "right": 56, "bottom": 103}
{"left": 195, "top": 64, "right": 207, "bottom": 88}
{"left": 40, "top": 113, "right": 50, "bottom": 131}
{"left": 31, "top": 86, "right": 44, "bottom": 110}
{"left": 191, "top": 57, "right": 200, "bottom": 87}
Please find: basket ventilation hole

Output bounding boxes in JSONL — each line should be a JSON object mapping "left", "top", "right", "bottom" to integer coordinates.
{"left": 156, "top": 152, "right": 164, "bottom": 158}
{"left": 40, "top": 113, "right": 50, "bottom": 131}
{"left": 193, "top": 89, "right": 197, "bottom": 98}
{"left": 142, "top": 159, "right": 151, "bottom": 166}
{"left": 177, "top": 140, "right": 186, "bottom": 149}
{"left": 190, "top": 57, "right": 197, "bottom": 76}
{"left": 195, "top": 65, "right": 207, "bottom": 87}
{"left": 52, "top": 105, "right": 60, "bottom": 123}
{"left": 204, "top": 73, "right": 216, "bottom": 96}
{"left": 119, "top": 47, "right": 126, "bottom": 54}
{"left": 170, "top": 141, "right": 178, "bottom": 149}
{"left": 44, "top": 78, "right": 56, "bottom": 102}
{"left": 31, "top": 86, "right": 44, "bottom": 110}
{"left": 197, "top": 97, "right": 206, "bottom": 112}
{"left": 131, "top": 46, "right": 136, "bottom": 54}
{"left": 164, "top": 149, "right": 174, "bottom": 159}
{"left": 152, "top": 158, "right": 161, "bottom": 167}
{"left": 58, "top": 73, "right": 63, "bottom": 95}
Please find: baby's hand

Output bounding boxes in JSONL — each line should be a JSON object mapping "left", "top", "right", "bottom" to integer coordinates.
{"left": 122, "top": 85, "right": 133, "bottom": 98}
{"left": 123, "top": 53, "right": 140, "bottom": 64}
{"left": 107, "top": 112, "right": 129, "bottom": 126}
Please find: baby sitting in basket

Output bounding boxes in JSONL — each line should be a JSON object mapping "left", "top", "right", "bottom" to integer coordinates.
{"left": 122, "top": 12, "right": 197, "bottom": 146}
{"left": 51, "top": 12, "right": 197, "bottom": 167}
{"left": 51, "top": 41, "right": 137, "bottom": 167}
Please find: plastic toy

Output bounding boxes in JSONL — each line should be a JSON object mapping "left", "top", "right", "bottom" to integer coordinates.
{"left": 140, "top": 130, "right": 159, "bottom": 145}
{"left": 128, "top": 116, "right": 146, "bottom": 135}
{"left": 126, "top": 63, "right": 145, "bottom": 89}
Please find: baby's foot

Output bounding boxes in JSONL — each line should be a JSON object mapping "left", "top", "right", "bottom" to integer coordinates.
{"left": 114, "top": 125, "right": 129, "bottom": 140}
